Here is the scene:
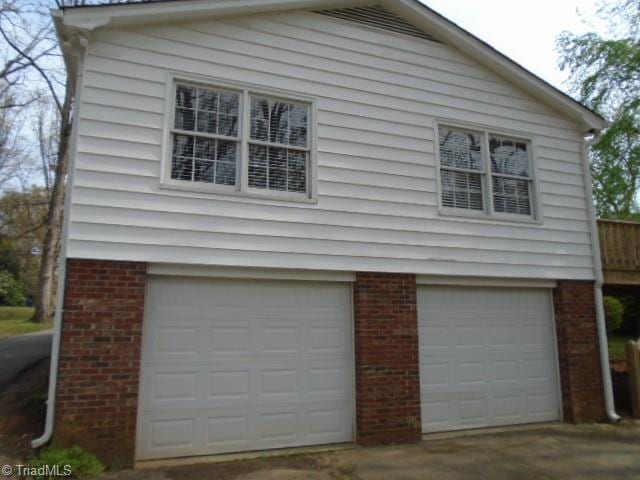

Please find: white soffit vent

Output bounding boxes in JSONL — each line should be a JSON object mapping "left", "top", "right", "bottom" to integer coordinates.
{"left": 315, "top": 5, "right": 440, "bottom": 43}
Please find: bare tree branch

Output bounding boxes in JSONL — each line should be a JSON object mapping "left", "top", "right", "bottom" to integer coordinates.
{"left": 0, "top": 22, "right": 62, "bottom": 112}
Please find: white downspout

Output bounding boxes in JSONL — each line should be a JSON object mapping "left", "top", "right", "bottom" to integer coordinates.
{"left": 32, "top": 28, "right": 88, "bottom": 449}
{"left": 582, "top": 131, "right": 621, "bottom": 423}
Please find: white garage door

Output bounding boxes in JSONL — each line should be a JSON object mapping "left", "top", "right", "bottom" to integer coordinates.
{"left": 418, "top": 286, "right": 561, "bottom": 433}
{"left": 137, "top": 276, "right": 354, "bottom": 460}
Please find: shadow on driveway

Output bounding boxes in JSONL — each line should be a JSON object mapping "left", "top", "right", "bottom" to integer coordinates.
{"left": 0, "top": 330, "right": 52, "bottom": 388}
{"left": 105, "top": 423, "right": 640, "bottom": 480}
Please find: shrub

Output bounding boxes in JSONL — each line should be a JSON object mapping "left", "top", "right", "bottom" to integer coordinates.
{"left": 0, "top": 269, "right": 25, "bottom": 306}
{"left": 24, "top": 446, "right": 105, "bottom": 479}
{"left": 620, "top": 294, "right": 640, "bottom": 335}
{"left": 604, "top": 296, "right": 625, "bottom": 333}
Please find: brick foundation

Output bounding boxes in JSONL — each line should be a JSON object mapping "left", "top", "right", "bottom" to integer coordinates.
{"left": 353, "top": 272, "right": 421, "bottom": 445}
{"left": 553, "top": 280, "right": 607, "bottom": 423}
{"left": 54, "top": 259, "right": 146, "bottom": 467}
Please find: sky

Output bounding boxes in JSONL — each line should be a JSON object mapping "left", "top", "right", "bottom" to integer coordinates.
{"left": 420, "top": 0, "right": 602, "bottom": 92}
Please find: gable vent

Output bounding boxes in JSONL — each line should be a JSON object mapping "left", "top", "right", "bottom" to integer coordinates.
{"left": 314, "top": 5, "right": 439, "bottom": 43}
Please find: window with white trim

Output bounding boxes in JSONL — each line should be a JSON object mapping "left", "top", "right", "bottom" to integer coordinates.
{"left": 437, "top": 124, "right": 536, "bottom": 219}
{"left": 248, "top": 96, "right": 309, "bottom": 193}
{"left": 167, "top": 81, "right": 313, "bottom": 198}
{"left": 489, "top": 135, "right": 533, "bottom": 215}
{"left": 172, "top": 85, "right": 240, "bottom": 186}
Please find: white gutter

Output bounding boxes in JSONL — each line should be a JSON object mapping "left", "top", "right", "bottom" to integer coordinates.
{"left": 32, "top": 26, "right": 88, "bottom": 449}
{"left": 582, "top": 132, "right": 621, "bottom": 423}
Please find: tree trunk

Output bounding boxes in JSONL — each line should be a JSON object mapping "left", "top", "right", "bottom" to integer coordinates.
{"left": 31, "top": 85, "right": 72, "bottom": 324}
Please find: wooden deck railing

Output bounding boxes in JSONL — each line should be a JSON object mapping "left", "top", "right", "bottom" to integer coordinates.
{"left": 598, "top": 219, "right": 640, "bottom": 285}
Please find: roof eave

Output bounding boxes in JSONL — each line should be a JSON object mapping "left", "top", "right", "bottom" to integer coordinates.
{"left": 58, "top": 0, "right": 369, "bottom": 30}
{"left": 53, "top": 11, "right": 81, "bottom": 90}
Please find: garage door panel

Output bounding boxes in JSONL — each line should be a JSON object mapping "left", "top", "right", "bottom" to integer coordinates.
{"left": 422, "top": 399, "right": 450, "bottom": 429}
{"left": 492, "top": 394, "right": 524, "bottom": 421}
{"left": 307, "top": 407, "right": 347, "bottom": 438}
{"left": 141, "top": 410, "right": 252, "bottom": 457}
{"left": 526, "top": 391, "right": 557, "bottom": 416}
{"left": 258, "top": 410, "right": 299, "bottom": 444}
{"left": 493, "top": 359, "right": 520, "bottom": 383}
{"left": 147, "top": 324, "right": 350, "bottom": 361}
{"left": 147, "top": 276, "right": 348, "bottom": 307}
{"left": 145, "top": 325, "right": 351, "bottom": 348}
{"left": 142, "top": 358, "right": 351, "bottom": 409}
{"left": 418, "top": 286, "right": 560, "bottom": 433}
{"left": 149, "top": 417, "right": 197, "bottom": 451}
{"left": 153, "top": 326, "right": 199, "bottom": 355}
{"left": 421, "top": 361, "right": 450, "bottom": 388}
{"left": 139, "top": 399, "right": 352, "bottom": 458}
{"left": 152, "top": 371, "right": 197, "bottom": 403}
{"left": 458, "top": 397, "right": 488, "bottom": 423}
{"left": 209, "top": 369, "right": 251, "bottom": 401}
{"left": 421, "top": 360, "right": 558, "bottom": 393}
{"left": 137, "top": 277, "right": 354, "bottom": 460}
{"left": 207, "top": 414, "right": 250, "bottom": 448}
{"left": 456, "top": 360, "right": 487, "bottom": 386}
{"left": 423, "top": 387, "right": 558, "bottom": 432}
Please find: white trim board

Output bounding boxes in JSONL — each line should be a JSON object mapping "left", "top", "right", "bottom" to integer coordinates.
{"left": 149, "top": 266, "right": 557, "bottom": 287}
{"left": 147, "top": 263, "right": 356, "bottom": 282}
{"left": 416, "top": 275, "right": 557, "bottom": 288}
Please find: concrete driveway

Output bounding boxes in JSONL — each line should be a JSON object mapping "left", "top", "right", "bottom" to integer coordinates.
{"left": 0, "top": 329, "right": 52, "bottom": 388}
{"left": 106, "top": 423, "right": 640, "bottom": 480}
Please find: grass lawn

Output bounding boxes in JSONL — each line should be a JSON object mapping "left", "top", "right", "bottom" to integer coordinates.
{"left": 0, "top": 307, "right": 51, "bottom": 339}
{"left": 609, "top": 334, "right": 637, "bottom": 362}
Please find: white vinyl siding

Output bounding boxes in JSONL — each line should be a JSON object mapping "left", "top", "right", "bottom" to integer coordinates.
{"left": 437, "top": 124, "right": 536, "bottom": 220}
{"left": 68, "top": 10, "right": 595, "bottom": 280}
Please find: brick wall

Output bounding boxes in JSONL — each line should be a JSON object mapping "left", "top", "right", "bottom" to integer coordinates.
{"left": 54, "top": 259, "right": 146, "bottom": 467}
{"left": 553, "top": 280, "right": 607, "bottom": 422}
{"left": 353, "top": 272, "right": 421, "bottom": 445}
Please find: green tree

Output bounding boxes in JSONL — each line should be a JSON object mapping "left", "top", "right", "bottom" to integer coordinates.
{"left": 0, "top": 187, "right": 48, "bottom": 300}
{"left": 603, "top": 295, "right": 625, "bottom": 332}
{"left": 0, "top": 269, "right": 25, "bottom": 306}
{"left": 557, "top": 0, "right": 640, "bottom": 220}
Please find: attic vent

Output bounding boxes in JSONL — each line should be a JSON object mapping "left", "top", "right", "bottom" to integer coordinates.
{"left": 315, "top": 5, "right": 439, "bottom": 43}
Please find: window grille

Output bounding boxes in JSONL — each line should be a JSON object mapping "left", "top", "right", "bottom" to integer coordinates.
{"left": 437, "top": 125, "right": 536, "bottom": 219}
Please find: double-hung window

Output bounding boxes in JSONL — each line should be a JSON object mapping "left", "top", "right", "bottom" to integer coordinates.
{"left": 248, "top": 96, "right": 309, "bottom": 193}
{"left": 489, "top": 135, "right": 534, "bottom": 216}
{"left": 166, "top": 79, "right": 313, "bottom": 200}
{"left": 438, "top": 127, "right": 485, "bottom": 211}
{"left": 437, "top": 124, "right": 537, "bottom": 220}
{"left": 172, "top": 85, "right": 240, "bottom": 186}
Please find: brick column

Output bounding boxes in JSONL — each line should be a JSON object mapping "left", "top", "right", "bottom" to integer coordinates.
{"left": 353, "top": 272, "right": 421, "bottom": 445}
{"left": 553, "top": 280, "right": 607, "bottom": 422}
{"left": 54, "top": 259, "right": 146, "bottom": 467}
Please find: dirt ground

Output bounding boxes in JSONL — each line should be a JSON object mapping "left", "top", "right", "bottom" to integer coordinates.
{"left": 0, "top": 359, "right": 49, "bottom": 460}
